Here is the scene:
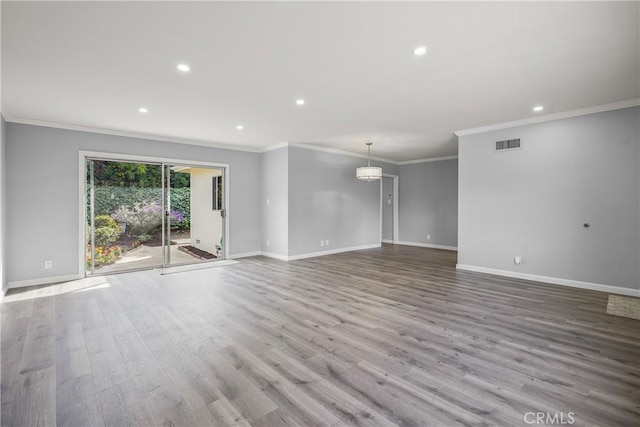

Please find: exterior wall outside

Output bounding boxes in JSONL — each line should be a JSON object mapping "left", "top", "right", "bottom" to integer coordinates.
{"left": 189, "top": 168, "right": 223, "bottom": 256}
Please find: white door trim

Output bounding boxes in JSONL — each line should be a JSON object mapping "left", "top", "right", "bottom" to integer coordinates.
{"left": 380, "top": 174, "right": 399, "bottom": 244}
{"left": 78, "top": 150, "right": 231, "bottom": 277}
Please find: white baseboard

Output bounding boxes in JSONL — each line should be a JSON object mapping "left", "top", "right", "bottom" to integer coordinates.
{"left": 287, "top": 243, "right": 381, "bottom": 261}
{"left": 397, "top": 241, "right": 458, "bottom": 251}
{"left": 382, "top": 239, "right": 394, "bottom": 244}
{"left": 260, "top": 251, "right": 290, "bottom": 261}
{"left": 8, "top": 274, "right": 83, "bottom": 290}
{"left": 456, "top": 264, "right": 640, "bottom": 297}
{"left": 260, "top": 243, "right": 381, "bottom": 262}
{"left": 230, "top": 251, "right": 261, "bottom": 259}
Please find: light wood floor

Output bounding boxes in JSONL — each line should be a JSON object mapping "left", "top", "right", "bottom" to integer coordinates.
{"left": 2, "top": 245, "right": 639, "bottom": 426}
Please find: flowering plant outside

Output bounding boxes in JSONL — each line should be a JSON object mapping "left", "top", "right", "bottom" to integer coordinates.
{"left": 112, "top": 200, "right": 186, "bottom": 237}
{"left": 86, "top": 245, "right": 122, "bottom": 267}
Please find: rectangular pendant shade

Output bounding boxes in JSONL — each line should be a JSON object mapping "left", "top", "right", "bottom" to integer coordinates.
{"left": 356, "top": 166, "right": 383, "bottom": 181}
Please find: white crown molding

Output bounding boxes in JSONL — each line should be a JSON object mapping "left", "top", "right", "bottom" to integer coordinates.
{"left": 456, "top": 264, "right": 640, "bottom": 297}
{"left": 6, "top": 115, "right": 411, "bottom": 165}
{"left": 261, "top": 142, "right": 290, "bottom": 153}
{"left": 454, "top": 98, "right": 640, "bottom": 137}
{"left": 4, "top": 115, "right": 264, "bottom": 153}
{"left": 399, "top": 155, "right": 458, "bottom": 165}
{"left": 289, "top": 142, "right": 398, "bottom": 165}
{"left": 261, "top": 142, "right": 400, "bottom": 165}
{"left": 262, "top": 142, "right": 457, "bottom": 165}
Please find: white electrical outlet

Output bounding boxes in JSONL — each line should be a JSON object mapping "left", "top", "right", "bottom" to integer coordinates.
{"left": 266, "top": 198, "right": 270, "bottom": 206}
{"left": 266, "top": 240, "right": 270, "bottom": 247}
{"left": 427, "top": 234, "right": 431, "bottom": 240}
{"left": 514, "top": 256, "right": 522, "bottom": 265}
{"left": 320, "top": 240, "right": 324, "bottom": 247}
{"left": 44, "top": 260, "right": 53, "bottom": 269}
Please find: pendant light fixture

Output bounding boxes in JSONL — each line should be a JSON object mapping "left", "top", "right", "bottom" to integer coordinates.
{"left": 356, "top": 142, "right": 383, "bottom": 181}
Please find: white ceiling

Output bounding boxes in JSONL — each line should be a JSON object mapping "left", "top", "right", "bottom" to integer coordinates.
{"left": 2, "top": 1, "right": 639, "bottom": 162}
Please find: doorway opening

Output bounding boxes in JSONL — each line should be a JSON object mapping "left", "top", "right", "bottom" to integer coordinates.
{"left": 381, "top": 174, "right": 399, "bottom": 244}
{"left": 82, "top": 154, "right": 228, "bottom": 276}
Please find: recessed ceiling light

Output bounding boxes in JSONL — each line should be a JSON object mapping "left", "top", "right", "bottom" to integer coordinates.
{"left": 533, "top": 105, "right": 544, "bottom": 112}
{"left": 296, "top": 99, "right": 305, "bottom": 106}
{"left": 236, "top": 125, "right": 244, "bottom": 130}
{"left": 177, "top": 64, "right": 190, "bottom": 72}
{"left": 412, "top": 46, "right": 427, "bottom": 56}
{"left": 138, "top": 107, "right": 148, "bottom": 113}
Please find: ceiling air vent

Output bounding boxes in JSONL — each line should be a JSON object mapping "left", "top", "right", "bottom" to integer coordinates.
{"left": 495, "top": 138, "right": 521, "bottom": 151}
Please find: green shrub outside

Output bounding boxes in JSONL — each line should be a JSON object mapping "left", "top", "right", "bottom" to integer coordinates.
{"left": 94, "top": 214, "right": 120, "bottom": 230}
{"left": 94, "top": 226, "right": 120, "bottom": 247}
{"left": 92, "top": 214, "right": 122, "bottom": 247}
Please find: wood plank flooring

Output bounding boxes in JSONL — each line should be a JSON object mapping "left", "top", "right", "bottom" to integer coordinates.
{"left": 2, "top": 244, "right": 639, "bottom": 426}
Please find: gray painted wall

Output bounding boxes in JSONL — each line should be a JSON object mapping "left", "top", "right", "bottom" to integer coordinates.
{"left": 1, "top": 117, "right": 6, "bottom": 293}
{"left": 458, "top": 107, "right": 639, "bottom": 290}
{"left": 399, "top": 159, "right": 458, "bottom": 248}
{"left": 260, "top": 147, "right": 288, "bottom": 256}
{"left": 6, "top": 123, "right": 261, "bottom": 283}
{"left": 287, "top": 147, "right": 397, "bottom": 257}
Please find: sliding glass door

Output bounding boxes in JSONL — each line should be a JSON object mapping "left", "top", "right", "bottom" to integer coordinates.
{"left": 85, "top": 158, "right": 225, "bottom": 276}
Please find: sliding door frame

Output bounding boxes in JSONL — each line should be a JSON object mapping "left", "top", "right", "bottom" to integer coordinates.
{"left": 78, "top": 150, "right": 230, "bottom": 277}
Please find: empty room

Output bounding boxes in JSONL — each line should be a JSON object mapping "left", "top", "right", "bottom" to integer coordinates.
{"left": 1, "top": 1, "right": 639, "bottom": 426}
